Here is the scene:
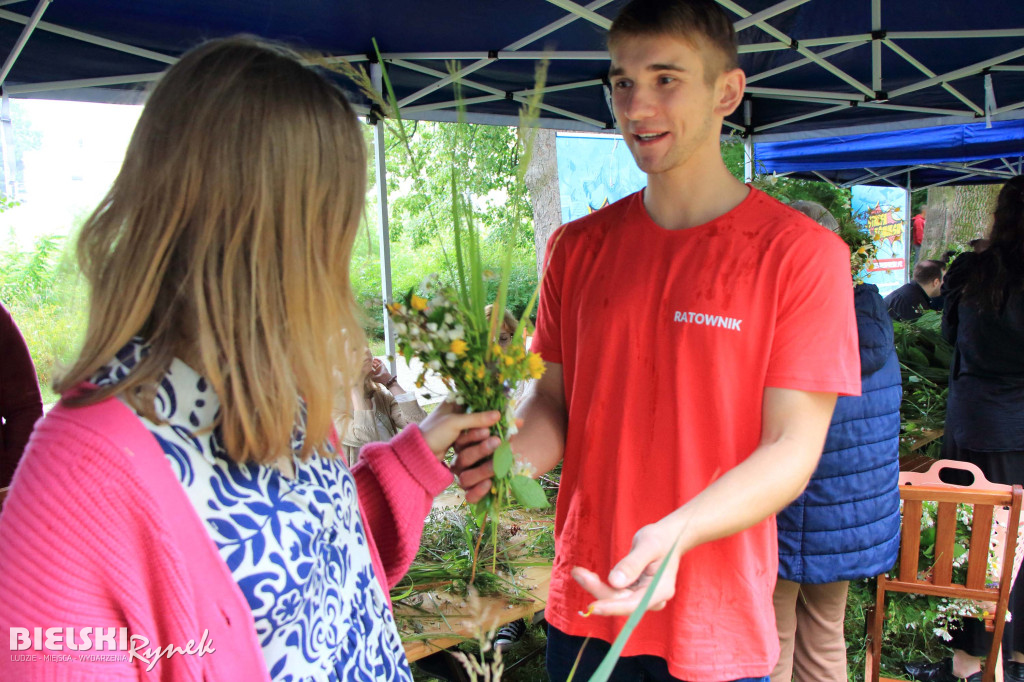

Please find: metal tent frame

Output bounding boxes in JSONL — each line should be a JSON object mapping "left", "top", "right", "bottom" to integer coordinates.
{"left": 2, "top": 0, "right": 1023, "bottom": 363}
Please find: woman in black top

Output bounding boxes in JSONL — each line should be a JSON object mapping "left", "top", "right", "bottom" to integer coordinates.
{"left": 922, "top": 175, "right": 1024, "bottom": 682}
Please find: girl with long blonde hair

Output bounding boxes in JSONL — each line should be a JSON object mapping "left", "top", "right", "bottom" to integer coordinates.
{"left": 0, "top": 37, "right": 498, "bottom": 682}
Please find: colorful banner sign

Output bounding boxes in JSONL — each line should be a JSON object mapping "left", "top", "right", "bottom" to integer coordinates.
{"left": 555, "top": 132, "right": 647, "bottom": 223}
{"left": 851, "top": 185, "right": 908, "bottom": 296}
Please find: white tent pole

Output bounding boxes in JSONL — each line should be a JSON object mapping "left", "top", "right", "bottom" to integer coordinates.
{"left": 889, "top": 46, "right": 1024, "bottom": 99}
{"left": 905, "top": 173, "right": 912, "bottom": 283}
{"left": 754, "top": 103, "right": 849, "bottom": 133}
{"left": 883, "top": 39, "right": 983, "bottom": 115}
{"left": 743, "top": 100, "right": 754, "bottom": 183}
{"left": 0, "top": 0, "right": 50, "bottom": 88}
{"left": 716, "top": 0, "right": 875, "bottom": 97}
{"left": 398, "top": 0, "right": 616, "bottom": 108}
{"left": 542, "top": 0, "right": 611, "bottom": 29}
{"left": 370, "top": 63, "right": 397, "bottom": 375}
{"left": 1, "top": 91, "right": 15, "bottom": 198}
{"left": 733, "top": 0, "right": 813, "bottom": 32}
{"left": 0, "top": 8, "right": 176, "bottom": 64}
{"left": 6, "top": 71, "right": 162, "bottom": 94}
{"left": 747, "top": 41, "right": 867, "bottom": 85}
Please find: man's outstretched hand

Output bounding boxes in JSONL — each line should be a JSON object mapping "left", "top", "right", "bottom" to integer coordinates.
{"left": 572, "top": 520, "right": 686, "bottom": 617}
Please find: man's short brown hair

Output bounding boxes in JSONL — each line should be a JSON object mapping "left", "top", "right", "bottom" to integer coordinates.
{"left": 913, "top": 260, "right": 944, "bottom": 285}
{"left": 608, "top": 0, "right": 740, "bottom": 83}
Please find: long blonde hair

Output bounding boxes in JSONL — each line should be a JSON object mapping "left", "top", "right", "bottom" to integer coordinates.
{"left": 56, "top": 37, "right": 366, "bottom": 464}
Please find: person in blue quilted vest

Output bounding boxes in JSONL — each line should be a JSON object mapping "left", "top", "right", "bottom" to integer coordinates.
{"left": 772, "top": 201, "right": 902, "bottom": 682}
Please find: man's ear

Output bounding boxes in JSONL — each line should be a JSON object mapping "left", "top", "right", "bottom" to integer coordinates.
{"left": 715, "top": 67, "right": 746, "bottom": 118}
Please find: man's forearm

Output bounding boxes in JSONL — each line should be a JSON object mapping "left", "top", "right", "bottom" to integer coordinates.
{"left": 661, "top": 433, "right": 824, "bottom": 556}
{"left": 511, "top": 386, "right": 567, "bottom": 478}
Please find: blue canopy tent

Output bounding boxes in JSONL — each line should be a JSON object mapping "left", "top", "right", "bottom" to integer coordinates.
{"left": 755, "top": 118, "right": 1024, "bottom": 189}
{"left": 0, "top": 0, "right": 1023, "bottom": 136}
{"left": 2, "top": 0, "right": 1023, "bottom": 357}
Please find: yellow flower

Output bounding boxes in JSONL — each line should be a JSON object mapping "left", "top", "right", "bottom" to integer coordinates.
{"left": 504, "top": 356, "right": 515, "bottom": 366}
{"left": 449, "top": 338, "right": 468, "bottom": 356}
{"left": 476, "top": 366, "right": 486, "bottom": 380}
{"left": 857, "top": 245, "right": 869, "bottom": 255}
{"left": 527, "top": 353, "right": 546, "bottom": 380}
{"left": 410, "top": 294, "right": 428, "bottom": 311}
{"left": 491, "top": 344, "right": 503, "bottom": 357}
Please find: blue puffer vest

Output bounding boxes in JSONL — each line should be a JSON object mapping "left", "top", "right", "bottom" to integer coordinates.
{"left": 777, "top": 283, "right": 903, "bottom": 584}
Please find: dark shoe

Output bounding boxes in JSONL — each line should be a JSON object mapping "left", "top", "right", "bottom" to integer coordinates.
{"left": 1006, "top": 661, "right": 1024, "bottom": 682}
{"left": 904, "top": 658, "right": 958, "bottom": 682}
{"left": 493, "top": 618, "right": 526, "bottom": 653}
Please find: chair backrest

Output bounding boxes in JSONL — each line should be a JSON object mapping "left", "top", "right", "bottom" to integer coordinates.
{"left": 867, "top": 459, "right": 1023, "bottom": 682}
{"left": 894, "top": 460, "right": 1022, "bottom": 600}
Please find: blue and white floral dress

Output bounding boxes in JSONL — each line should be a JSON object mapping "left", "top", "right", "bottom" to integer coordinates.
{"left": 94, "top": 340, "right": 412, "bottom": 682}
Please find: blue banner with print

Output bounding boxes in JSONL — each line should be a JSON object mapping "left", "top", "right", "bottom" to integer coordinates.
{"left": 851, "top": 185, "right": 908, "bottom": 297}
{"left": 555, "top": 132, "right": 647, "bottom": 223}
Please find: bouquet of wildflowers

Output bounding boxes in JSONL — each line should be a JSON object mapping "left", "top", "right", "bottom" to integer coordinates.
{"left": 387, "top": 268, "right": 548, "bottom": 519}
{"left": 337, "top": 44, "right": 553, "bottom": 576}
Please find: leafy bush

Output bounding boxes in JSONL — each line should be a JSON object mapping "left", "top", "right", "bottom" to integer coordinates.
{"left": 0, "top": 234, "right": 86, "bottom": 404}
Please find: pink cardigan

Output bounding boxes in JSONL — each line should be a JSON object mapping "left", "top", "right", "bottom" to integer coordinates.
{"left": 0, "top": 396, "right": 452, "bottom": 680}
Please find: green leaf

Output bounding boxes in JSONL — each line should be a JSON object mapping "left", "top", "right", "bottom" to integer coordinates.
{"left": 587, "top": 536, "right": 682, "bottom": 682}
{"left": 492, "top": 442, "right": 514, "bottom": 479}
{"left": 471, "top": 495, "right": 491, "bottom": 526}
{"left": 509, "top": 475, "right": 549, "bottom": 509}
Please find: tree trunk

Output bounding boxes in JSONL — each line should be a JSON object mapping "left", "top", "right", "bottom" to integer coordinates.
{"left": 922, "top": 185, "right": 999, "bottom": 257}
{"left": 524, "top": 129, "right": 561, "bottom": 276}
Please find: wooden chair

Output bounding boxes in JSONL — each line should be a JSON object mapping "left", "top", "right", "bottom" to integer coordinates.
{"left": 0, "top": 485, "right": 8, "bottom": 512}
{"left": 866, "top": 460, "right": 1023, "bottom": 682}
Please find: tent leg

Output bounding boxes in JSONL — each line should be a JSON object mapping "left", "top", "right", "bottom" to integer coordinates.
{"left": 905, "top": 173, "right": 913, "bottom": 284}
{"left": 743, "top": 100, "right": 754, "bottom": 183}
{"left": 0, "top": 92, "right": 14, "bottom": 199}
{"left": 371, "top": 64, "right": 397, "bottom": 375}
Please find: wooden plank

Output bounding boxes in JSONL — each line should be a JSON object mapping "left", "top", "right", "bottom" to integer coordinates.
{"left": 400, "top": 565, "right": 551, "bottom": 662}
{"left": 907, "top": 428, "right": 944, "bottom": 452}
{"left": 933, "top": 502, "right": 957, "bottom": 585}
{"left": 900, "top": 499, "right": 923, "bottom": 583}
{"left": 899, "top": 453, "right": 937, "bottom": 473}
{"left": 967, "top": 504, "right": 995, "bottom": 590}
{"left": 902, "top": 487, "right": 1014, "bottom": 506}
{"left": 884, "top": 581, "right": 997, "bottom": 601}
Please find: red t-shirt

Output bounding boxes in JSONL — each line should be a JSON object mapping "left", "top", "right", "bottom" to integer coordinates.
{"left": 912, "top": 214, "right": 925, "bottom": 245}
{"left": 532, "top": 188, "right": 860, "bottom": 681}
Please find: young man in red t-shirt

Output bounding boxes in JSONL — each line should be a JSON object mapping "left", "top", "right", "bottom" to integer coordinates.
{"left": 454, "top": 1, "right": 860, "bottom": 680}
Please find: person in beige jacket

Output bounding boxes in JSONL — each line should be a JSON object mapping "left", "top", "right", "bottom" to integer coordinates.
{"left": 342, "top": 349, "right": 427, "bottom": 465}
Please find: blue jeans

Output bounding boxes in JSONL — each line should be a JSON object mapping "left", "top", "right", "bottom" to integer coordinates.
{"left": 546, "top": 624, "right": 770, "bottom": 682}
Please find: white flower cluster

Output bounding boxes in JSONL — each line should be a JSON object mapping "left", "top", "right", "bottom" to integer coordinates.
{"left": 512, "top": 457, "right": 537, "bottom": 479}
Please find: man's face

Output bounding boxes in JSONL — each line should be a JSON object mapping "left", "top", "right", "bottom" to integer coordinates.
{"left": 608, "top": 33, "right": 724, "bottom": 177}
{"left": 925, "top": 276, "right": 943, "bottom": 298}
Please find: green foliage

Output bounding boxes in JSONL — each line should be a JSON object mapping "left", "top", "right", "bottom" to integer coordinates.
{"left": 846, "top": 579, "right": 955, "bottom": 682}
{"left": 722, "top": 138, "right": 852, "bottom": 209}
{"left": 0, "top": 233, "right": 86, "bottom": 404}
{"left": 893, "top": 311, "right": 952, "bottom": 457}
{"left": 386, "top": 122, "right": 533, "bottom": 249}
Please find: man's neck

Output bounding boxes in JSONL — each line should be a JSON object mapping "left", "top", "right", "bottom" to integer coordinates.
{"left": 643, "top": 155, "right": 749, "bottom": 231}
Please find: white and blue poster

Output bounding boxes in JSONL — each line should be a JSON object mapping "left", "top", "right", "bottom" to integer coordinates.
{"left": 851, "top": 185, "right": 908, "bottom": 297}
{"left": 555, "top": 132, "right": 647, "bottom": 223}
